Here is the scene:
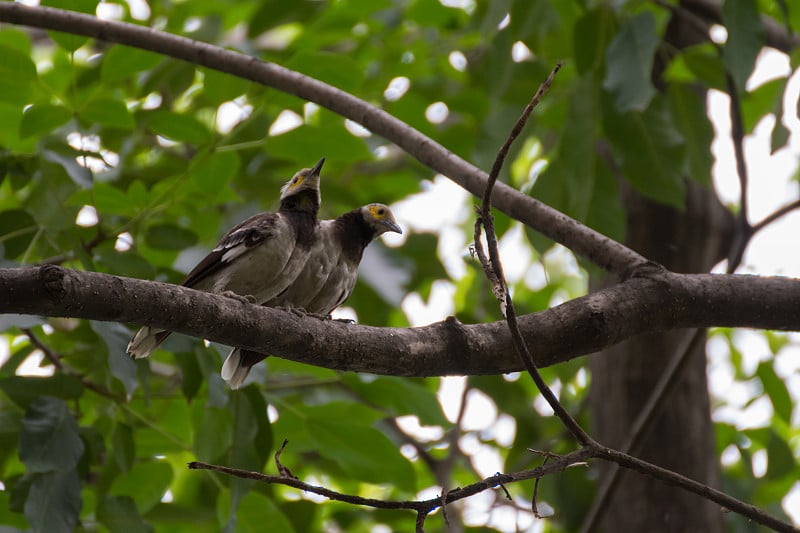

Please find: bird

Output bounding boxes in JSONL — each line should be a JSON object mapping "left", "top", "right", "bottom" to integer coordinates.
{"left": 126, "top": 157, "right": 325, "bottom": 359}
{"left": 221, "top": 203, "right": 402, "bottom": 388}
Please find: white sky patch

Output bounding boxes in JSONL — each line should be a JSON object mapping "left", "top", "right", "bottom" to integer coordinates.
{"left": 709, "top": 24, "right": 727, "bottom": 44}
{"left": 438, "top": 376, "right": 467, "bottom": 423}
{"left": 384, "top": 76, "right": 410, "bottom": 101}
{"left": 449, "top": 50, "right": 467, "bottom": 72}
{"left": 784, "top": 484, "right": 800, "bottom": 525}
{"left": 344, "top": 118, "right": 371, "bottom": 137}
{"left": 216, "top": 99, "right": 252, "bottom": 134}
{"left": 269, "top": 109, "right": 303, "bottom": 136}
{"left": 439, "top": 0, "right": 476, "bottom": 14}
{"left": 330, "top": 306, "right": 357, "bottom": 322}
{"left": 511, "top": 41, "right": 532, "bottom": 62}
{"left": 751, "top": 448, "right": 768, "bottom": 478}
{"left": 160, "top": 489, "right": 174, "bottom": 503}
{"left": 352, "top": 23, "right": 368, "bottom": 36}
{"left": 720, "top": 444, "right": 741, "bottom": 467}
{"left": 395, "top": 415, "right": 445, "bottom": 441}
{"left": 76, "top": 205, "right": 98, "bottom": 227}
{"left": 401, "top": 280, "right": 455, "bottom": 327}
{"left": 461, "top": 433, "right": 504, "bottom": 478}
{"left": 461, "top": 389, "right": 497, "bottom": 431}
{"left": 16, "top": 350, "right": 54, "bottom": 377}
{"left": 183, "top": 17, "right": 202, "bottom": 33}
{"left": 497, "top": 13, "right": 510, "bottom": 30}
{"left": 126, "top": 0, "right": 151, "bottom": 20}
{"left": 142, "top": 92, "right": 163, "bottom": 110}
{"left": 115, "top": 232, "right": 133, "bottom": 252}
{"left": 425, "top": 102, "right": 449, "bottom": 124}
{"left": 96, "top": 3, "right": 125, "bottom": 20}
{"left": 497, "top": 223, "right": 532, "bottom": 284}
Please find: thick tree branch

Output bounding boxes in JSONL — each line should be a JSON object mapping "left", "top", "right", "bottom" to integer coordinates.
{"left": 2, "top": 266, "right": 799, "bottom": 377}
{"left": 0, "top": 3, "right": 646, "bottom": 276}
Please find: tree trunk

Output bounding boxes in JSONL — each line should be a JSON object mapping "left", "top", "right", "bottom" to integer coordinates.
{"left": 589, "top": 181, "right": 735, "bottom": 532}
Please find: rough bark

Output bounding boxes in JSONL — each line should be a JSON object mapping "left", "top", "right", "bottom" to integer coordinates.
{"left": 588, "top": 5, "right": 737, "bottom": 529}
{"left": 3, "top": 265, "right": 799, "bottom": 378}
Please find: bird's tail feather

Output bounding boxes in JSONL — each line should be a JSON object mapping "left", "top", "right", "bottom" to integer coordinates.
{"left": 222, "top": 348, "right": 250, "bottom": 389}
{"left": 126, "top": 327, "right": 171, "bottom": 358}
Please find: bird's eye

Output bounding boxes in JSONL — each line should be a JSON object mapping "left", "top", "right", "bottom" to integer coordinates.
{"left": 377, "top": 208, "right": 385, "bottom": 215}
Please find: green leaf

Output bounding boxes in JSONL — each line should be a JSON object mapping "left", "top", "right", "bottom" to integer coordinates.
{"left": 102, "top": 46, "right": 164, "bottom": 83}
{"left": 19, "top": 397, "right": 84, "bottom": 473}
{"left": 573, "top": 6, "right": 617, "bottom": 74}
{"left": 756, "top": 361, "right": 792, "bottom": 425}
{"left": 341, "top": 375, "right": 448, "bottom": 426}
{"left": 723, "top": 0, "right": 765, "bottom": 90}
{"left": 668, "top": 83, "right": 713, "bottom": 184}
{"left": 111, "top": 423, "right": 136, "bottom": 472}
{"left": 765, "top": 429, "right": 795, "bottom": 480}
{"left": 91, "top": 321, "right": 139, "bottom": 397}
{"left": 201, "top": 68, "right": 250, "bottom": 105}
{"left": 81, "top": 97, "right": 135, "bottom": 130}
{"left": 0, "top": 44, "right": 37, "bottom": 82}
{"left": 680, "top": 43, "right": 727, "bottom": 90}
{"left": 771, "top": 119, "right": 790, "bottom": 154}
{"left": 41, "top": 0, "right": 96, "bottom": 51}
{"left": 741, "top": 78, "right": 785, "bottom": 133}
{"left": 96, "top": 495, "right": 153, "bottom": 533}
{"left": 559, "top": 74, "right": 599, "bottom": 218}
{"left": 192, "top": 404, "right": 232, "bottom": 462}
{"left": 266, "top": 124, "right": 370, "bottom": 163}
{"left": 146, "top": 110, "right": 213, "bottom": 144}
{"left": 24, "top": 469, "right": 82, "bottom": 533}
{"left": 286, "top": 51, "right": 364, "bottom": 93}
{"left": 76, "top": 182, "right": 131, "bottom": 216}
{"left": 20, "top": 104, "right": 72, "bottom": 139}
{"left": 40, "top": 141, "right": 93, "bottom": 188}
{"left": 190, "top": 150, "right": 240, "bottom": 195}
{"left": 602, "top": 93, "right": 686, "bottom": 207}
{"left": 144, "top": 223, "right": 198, "bottom": 250}
{"left": 219, "top": 490, "right": 296, "bottom": 533}
{"left": 0, "top": 375, "right": 83, "bottom": 409}
{"left": 110, "top": 460, "right": 173, "bottom": 513}
{"left": 0, "top": 208, "right": 37, "bottom": 259}
{"left": 174, "top": 351, "right": 203, "bottom": 402}
{"left": 602, "top": 11, "right": 659, "bottom": 112}
{"left": 306, "top": 404, "right": 416, "bottom": 492}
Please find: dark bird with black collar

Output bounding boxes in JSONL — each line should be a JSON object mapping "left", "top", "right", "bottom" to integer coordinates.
{"left": 222, "top": 203, "right": 402, "bottom": 388}
{"left": 127, "top": 157, "right": 325, "bottom": 358}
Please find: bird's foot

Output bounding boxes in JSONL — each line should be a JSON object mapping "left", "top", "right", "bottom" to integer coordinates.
{"left": 221, "top": 291, "right": 257, "bottom": 304}
{"left": 333, "top": 317, "right": 355, "bottom": 324}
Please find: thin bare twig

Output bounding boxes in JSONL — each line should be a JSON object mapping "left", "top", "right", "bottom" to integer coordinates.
{"left": 20, "top": 327, "right": 123, "bottom": 402}
{"left": 473, "top": 62, "right": 593, "bottom": 447}
{"left": 188, "top": 446, "right": 595, "bottom": 514}
{"left": 725, "top": 72, "right": 755, "bottom": 270}
{"left": 752, "top": 199, "right": 800, "bottom": 235}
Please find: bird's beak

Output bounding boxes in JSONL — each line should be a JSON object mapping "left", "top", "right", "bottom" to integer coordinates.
{"left": 309, "top": 157, "right": 325, "bottom": 178}
{"left": 383, "top": 219, "right": 402, "bottom": 234}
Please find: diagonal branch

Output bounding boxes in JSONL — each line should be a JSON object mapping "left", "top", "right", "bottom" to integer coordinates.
{"left": 0, "top": 3, "right": 646, "bottom": 276}
{"left": 473, "top": 63, "right": 593, "bottom": 446}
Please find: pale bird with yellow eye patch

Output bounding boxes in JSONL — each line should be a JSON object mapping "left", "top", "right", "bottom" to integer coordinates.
{"left": 127, "top": 157, "right": 325, "bottom": 359}
{"left": 222, "top": 203, "right": 402, "bottom": 389}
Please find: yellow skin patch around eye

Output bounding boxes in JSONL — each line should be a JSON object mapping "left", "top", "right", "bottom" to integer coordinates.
{"left": 368, "top": 204, "right": 386, "bottom": 219}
